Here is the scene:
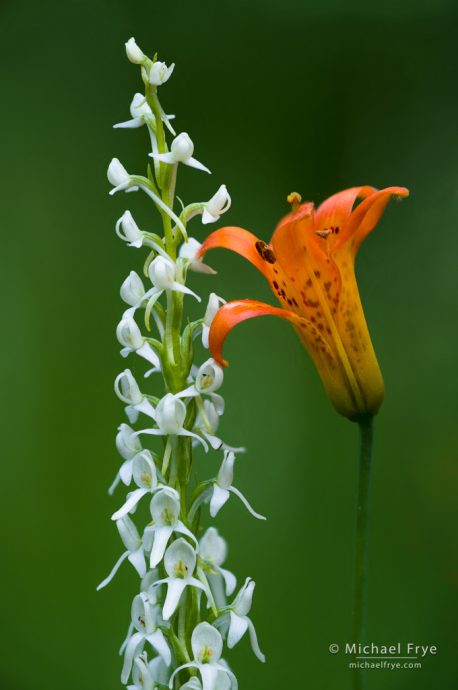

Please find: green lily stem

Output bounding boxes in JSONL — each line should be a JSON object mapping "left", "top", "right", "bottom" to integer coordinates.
{"left": 353, "top": 415, "right": 374, "bottom": 690}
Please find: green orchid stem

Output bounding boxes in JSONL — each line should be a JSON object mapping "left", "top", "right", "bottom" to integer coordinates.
{"left": 353, "top": 415, "right": 374, "bottom": 690}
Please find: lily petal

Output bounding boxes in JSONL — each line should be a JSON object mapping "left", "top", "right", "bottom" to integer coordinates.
{"left": 207, "top": 299, "right": 319, "bottom": 367}
{"left": 198, "top": 227, "right": 272, "bottom": 279}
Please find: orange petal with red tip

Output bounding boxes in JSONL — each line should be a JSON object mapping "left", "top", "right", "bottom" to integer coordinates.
{"left": 197, "top": 226, "right": 272, "bottom": 280}
{"left": 346, "top": 186, "right": 410, "bottom": 253}
{"left": 208, "top": 299, "right": 313, "bottom": 367}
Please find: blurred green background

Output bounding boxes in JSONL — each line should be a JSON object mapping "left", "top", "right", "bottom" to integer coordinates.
{"left": 1, "top": 0, "right": 457, "bottom": 688}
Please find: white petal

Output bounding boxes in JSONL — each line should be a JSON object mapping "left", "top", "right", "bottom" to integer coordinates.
{"left": 128, "top": 547, "right": 147, "bottom": 577}
{"left": 150, "top": 526, "right": 174, "bottom": 567}
{"left": 246, "top": 617, "right": 266, "bottom": 663}
{"left": 108, "top": 471, "right": 121, "bottom": 495}
{"left": 162, "top": 579, "right": 186, "bottom": 620}
{"left": 134, "top": 398, "right": 157, "bottom": 420}
{"left": 227, "top": 612, "right": 249, "bottom": 648}
{"left": 185, "top": 157, "right": 211, "bottom": 174}
{"left": 175, "top": 520, "right": 198, "bottom": 546}
{"left": 121, "top": 632, "right": 144, "bottom": 684}
{"left": 168, "top": 663, "right": 198, "bottom": 689}
{"left": 171, "top": 281, "right": 202, "bottom": 301}
{"left": 111, "top": 488, "right": 149, "bottom": 520}
{"left": 200, "top": 665, "right": 219, "bottom": 690}
{"left": 113, "top": 117, "right": 143, "bottom": 129}
{"left": 96, "top": 550, "right": 129, "bottom": 591}
{"left": 209, "top": 486, "right": 230, "bottom": 518}
{"left": 202, "top": 208, "right": 217, "bottom": 224}
{"left": 229, "top": 487, "right": 266, "bottom": 520}
{"left": 119, "top": 621, "right": 134, "bottom": 655}
{"left": 150, "top": 152, "right": 176, "bottom": 164}
{"left": 218, "top": 567, "right": 237, "bottom": 597}
{"left": 146, "top": 629, "right": 172, "bottom": 666}
{"left": 119, "top": 458, "right": 134, "bottom": 485}
{"left": 137, "top": 342, "right": 161, "bottom": 367}
{"left": 180, "top": 429, "right": 209, "bottom": 451}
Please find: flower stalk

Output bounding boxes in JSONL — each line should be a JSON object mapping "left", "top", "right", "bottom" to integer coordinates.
{"left": 99, "top": 39, "right": 264, "bottom": 690}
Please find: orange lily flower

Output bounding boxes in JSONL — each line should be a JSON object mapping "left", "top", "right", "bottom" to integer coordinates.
{"left": 198, "top": 186, "right": 409, "bottom": 421}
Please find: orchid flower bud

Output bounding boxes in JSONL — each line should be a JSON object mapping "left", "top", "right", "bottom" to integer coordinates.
{"left": 116, "top": 316, "right": 144, "bottom": 351}
{"left": 125, "top": 37, "right": 146, "bottom": 64}
{"left": 114, "top": 369, "right": 143, "bottom": 405}
{"left": 130, "top": 92, "right": 152, "bottom": 119}
{"left": 170, "top": 132, "right": 194, "bottom": 162}
{"left": 195, "top": 358, "right": 224, "bottom": 394}
{"left": 155, "top": 394, "right": 186, "bottom": 434}
{"left": 148, "top": 255, "right": 176, "bottom": 290}
{"left": 116, "top": 423, "right": 142, "bottom": 459}
{"left": 108, "top": 158, "right": 130, "bottom": 187}
{"left": 115, "top": 210, "right": 144, "bottom": 246}
{"left": 120, "top": 271, "right": 145, "bottom": 306}
{"left": 233, "top": 577, "right": 255, "bottom": 616}
{"left": 202, "top": 184, "right": 231, "bottom": 224}
{"left": 148, "top": 60, "right": 175, "bottom": 86}
{"left": 216, "top": 451, "right": 235, "bottom": 489}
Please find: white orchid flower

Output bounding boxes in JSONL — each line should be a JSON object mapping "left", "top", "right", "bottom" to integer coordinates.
{"left": 148, "top": 255, "right": 201, "bottom": 302}
{"left": 202, "top": 185, "right": 231, "bottom": 224}
{"left": 121, "top": 592, "right": 171, "bottom": 683}
{"left": 152, "top": 539, "right": 209, "bottom": 621}
{"left": 116, "top": 316, "right": 161, "bottom": 368}
{"left": 169, "top": 623, "right": 237, "bottom": 690}
{"left": 199, "top": 527, "right": 236, "bottom": 597}
{"left": 109, "top": 424, "right": 144, "bottom": 495}
{"left": 114, "top": 92, "right": 153, "bottom": 129}
{"left": 135, "top": 393, "right": 208, "bottom": 451}
{"left": 108, "top": 158, "right": 139, "bottom": 195}
{"left": 177, "top": 358, "right": 224, "bottom": 402}
{"left": 202, "top": 293, "right": 226, "bottom": 348}
{"left": 125, "top": 37, "right": 146, "bottom": 64}
{"left": 223, "top": 578, "right": 265, "bottom": 663}
{"left": 120, "top": 271, "right": 146, "bottom": 307}
{"left": 111, "top": 450, "right": 172, "bottom": 520}
{"left": 148, "top": 61, "right": 175, "bottom": 86}
{"left": 144, "top": 489, "right": 197, "bottom": 567}
{"left": 210, "top": 451, "right": 266, "bottom": 520}
{"left": 115, "top": 210, "right": 146, "bottom": 248}
{"left": 150, "top": 132, "right": 210, "bottom": 174}
{"left": 114, "top": 369, "right": 157, "bottom": 423}
{"left": 127, "top": 653, "right": 155, "bottom": 690}
{"left": 97, "top": 516, "right": 146, "bottom": 590}
{"left": 178, "top": 238, "right": 216, "bottom": 275}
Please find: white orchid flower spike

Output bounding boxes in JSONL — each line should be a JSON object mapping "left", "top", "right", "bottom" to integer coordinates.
{"left": 169, "top": 623, "right": 237, "bottom": 690}
{"left": 121, "top": 592, "right": 171, "bottom": 683}
{"left": 225, "top": 578, "right": 265, "bottom": 662}
{"left": 210, "top": 451, "right": 266, "bottom": 520}
{"left": 199, "top": 527, "right": 237, "bottom": 597}
{"left": 144, "top": 489, "right": 197, "bottom": 567}
{"left": 152, "top": 539, "right": 209, "bottom": 621}
{"left": 202, "top": 185, "right": 231, "bottom": 224}
{"left": 150, "top": 132, "right": 210, "bottom": 174}
{"left": 97, "top": 516, "right": 146, "bottom": 590}
{"left": 114, "top": 369, "right": 157, "bottom": 423}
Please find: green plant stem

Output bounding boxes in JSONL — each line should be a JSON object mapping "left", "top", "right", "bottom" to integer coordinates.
{"left": 353, "top": 415, "right": 374, "bottom": 690}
